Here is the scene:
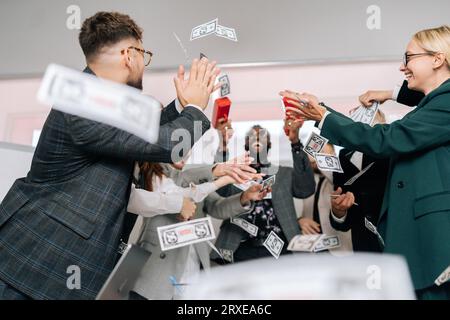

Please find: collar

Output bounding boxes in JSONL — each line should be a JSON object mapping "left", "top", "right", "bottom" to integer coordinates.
{"left": 83, "top": 66, "right": 95, "bottom": 76}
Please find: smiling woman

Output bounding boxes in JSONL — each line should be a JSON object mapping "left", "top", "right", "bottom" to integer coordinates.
{"left": 280, "top": 25, "right": 450, "bottom": 300}
{"left": 402, "top": 25, "right": 450, "bottom": 94}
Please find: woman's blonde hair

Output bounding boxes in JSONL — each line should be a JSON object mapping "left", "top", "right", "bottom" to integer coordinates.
{"left": 413, "top": 25, "right": 450, "bottom": 69}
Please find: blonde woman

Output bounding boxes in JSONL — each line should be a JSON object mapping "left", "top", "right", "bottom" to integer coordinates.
{"left": 281, "top": 25, "right": 450, "bottom": 299}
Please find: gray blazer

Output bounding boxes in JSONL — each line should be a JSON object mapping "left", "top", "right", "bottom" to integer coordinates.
{"left": 133, "top": 165, "right": 250, "bottom": 300}
{"left": 0, "top": 68, "right": 210, "bottom": 300}
{"left": 211, "top": 145, "right": 315, "bottom": 260}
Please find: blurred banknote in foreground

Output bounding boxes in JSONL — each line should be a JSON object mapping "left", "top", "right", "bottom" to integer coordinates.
{"left": 183, "top": 253, "right": 416, "bottom": 299}
{"left": 37, "top": 64, "right": 162, "bottom": 143}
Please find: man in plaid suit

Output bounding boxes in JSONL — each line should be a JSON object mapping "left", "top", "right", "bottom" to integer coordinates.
{"left": 0, "top": 12, "right": 221, "bottom": 300}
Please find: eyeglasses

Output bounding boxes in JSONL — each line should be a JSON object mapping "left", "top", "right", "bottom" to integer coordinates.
{"left": 121, "top": 46, "right": 153, "bottom": 66}
{"left": 403, "top": 51, "right": 436, "bottom": 66}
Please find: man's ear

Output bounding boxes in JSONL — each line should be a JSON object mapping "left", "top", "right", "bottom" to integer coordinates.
{"left": 122, "top": 48, "right": 133, "bottom": 70}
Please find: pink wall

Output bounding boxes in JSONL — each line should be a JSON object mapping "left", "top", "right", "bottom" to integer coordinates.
{"left": 0, "top": 60, "right": 411, "bottom": 146}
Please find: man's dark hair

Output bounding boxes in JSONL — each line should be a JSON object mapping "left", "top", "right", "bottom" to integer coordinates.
{"left": 79, "top": 11, "right": 143, "bottom": 61}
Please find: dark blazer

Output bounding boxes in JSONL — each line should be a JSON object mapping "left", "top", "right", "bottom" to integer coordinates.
{"left": 211, "top": 144, "right": 315, "bottom": 260}
{"left": 0, "top": 67, "right": 210, "bottom": 300}
{"left": 331, "top": 150, "right": 389, "bottom": 252}
{"left": 321, "top": 78, "right": 450, "bottom": 290}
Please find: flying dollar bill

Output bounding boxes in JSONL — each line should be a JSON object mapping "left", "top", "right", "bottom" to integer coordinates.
{"left": 230, "top": 217, "right": 259, "bottom": 237}
{"left": 157, "top": 217, "right": 216, "bottom": 251}
{"left": 315, "top": 153, "right": 344, "bottom": 173}
{"left": 263, "top": 231, "right": 284, "bottom": 259}
{"left": 218, "top": 74, "right": 231, "bottom": 97}
{"left": 190, "top": 18, "right": 218, "bottom": 41}
{"left": 37, "top": 64, "right": 162, "bottom": 143}
{"left": 303, "top": 132, "right": 329, "bottom": 157}
{"left": 215, "top": 24, "right": 238, "bottom": 42}
{"left": 364, "top": 217, "right": 385, "bottom": 247}
{"left": 344, "top": 162, "right": 375, "bottom": 186}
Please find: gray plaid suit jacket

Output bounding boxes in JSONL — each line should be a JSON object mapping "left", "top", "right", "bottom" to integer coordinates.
{"left": 0, "top": 67, "right": 210, "bottom": 300}
{"left": 211, "top": 145, "right": 315, "bottom": 260}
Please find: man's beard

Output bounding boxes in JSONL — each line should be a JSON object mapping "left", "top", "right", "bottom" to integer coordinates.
{"left": 127, "top": 77, "right": 143, "bottom": 90}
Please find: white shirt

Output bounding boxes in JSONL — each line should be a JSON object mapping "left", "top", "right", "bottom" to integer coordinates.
{"left": 127, "top": 163, "right": 219, "bottom": 293}
{"left": 127, "top": 165, "right": 218, "bottom": 217}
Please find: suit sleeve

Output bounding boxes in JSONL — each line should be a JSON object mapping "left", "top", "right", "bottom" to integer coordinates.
{"left": 177, "top": 164, "right": 215, "bottom": 186}
{"left": 64, "top": 105, "right": 210, "bottom": 163}
{"left": 291, "top": 143, "right": 316, "bottom": 198}
{"left": 321, "top": 95, "right": 450, "bottom": 159}
{"left": 329, "top": 208, "right": 357, "bottom": 232}
{"left": 203, "top": 192, "right": 251, "bottom": 220}
{"left": 397, "top": 80, "right": 425, "bottom": 107}
{"left": 159, "top": 100, "right": 180, "bottom": 125}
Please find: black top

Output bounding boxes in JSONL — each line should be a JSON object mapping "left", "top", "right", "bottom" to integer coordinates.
{"left": 332, "top": 150, "right": 389, "bottom": 252}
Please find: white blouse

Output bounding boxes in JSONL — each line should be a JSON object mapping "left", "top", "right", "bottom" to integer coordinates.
{"left": 127, "top": 165, "right": 218, "bottom": 217}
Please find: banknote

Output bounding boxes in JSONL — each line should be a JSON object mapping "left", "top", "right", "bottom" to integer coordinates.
{"left": 219, "top": 248, "right": 234, "bottom": 264}
{"left": 344, "top": 162, "right": 375, "bottom": 186}
{"left": 303, "top": 132, "right": 329, "bottom": 157}
{"left": 230, "top": 217, "right": 259, "bottom": 237}
{"left": 360, "top": 102, "right": 379, "bottom": 125}
{"left": 350, "top": 102, "right": 379, "bottom": 125}
{"left": 263, "top": 231, "right": 284, "bottom": 259}
{"left": 349, "top": 106, "right": 364, "bottom": 122}
{"left": 261, "top": 175, "right": 276, "bottom": 192}
{"left": 313, "top": 235, "right": 341, "bottom": 252}
{"left": 37, "top": 64, "right": 162, "bottom": 143}
{"left": 315, "top": 153, "right": 344, "bottom": 173}
{"left": 287, "top": 234, "right": 324, "bottom": 252}
{"left": 215, "top": 24, "right": 238, "bottom": 42}
{"left": 218, "top": 74, "right": 231, "bottom": 97}
{"left": 364, "top": 217, "right": 385, "bottom": 247}
{"left": 190, "top": 18, "right": 218, "bottom": 41}
{"left": 435, "top": 266, "right": 450, "bottom": 286}
{"left": 157, "top": 217, "right": 215, "bottom": 251}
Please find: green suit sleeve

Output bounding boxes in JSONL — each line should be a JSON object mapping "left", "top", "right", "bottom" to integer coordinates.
{"left": 321, "top": 96, "right": 450, "bottom": 159}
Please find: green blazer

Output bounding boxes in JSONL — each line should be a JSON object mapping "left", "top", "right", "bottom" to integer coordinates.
{"left": 320, "top": 78, "right": 450, "bottom": 290}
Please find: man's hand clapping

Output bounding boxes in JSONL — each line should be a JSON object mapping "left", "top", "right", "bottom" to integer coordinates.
{"left": 174, "top": 57, "right": 222, "bottom": 110}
